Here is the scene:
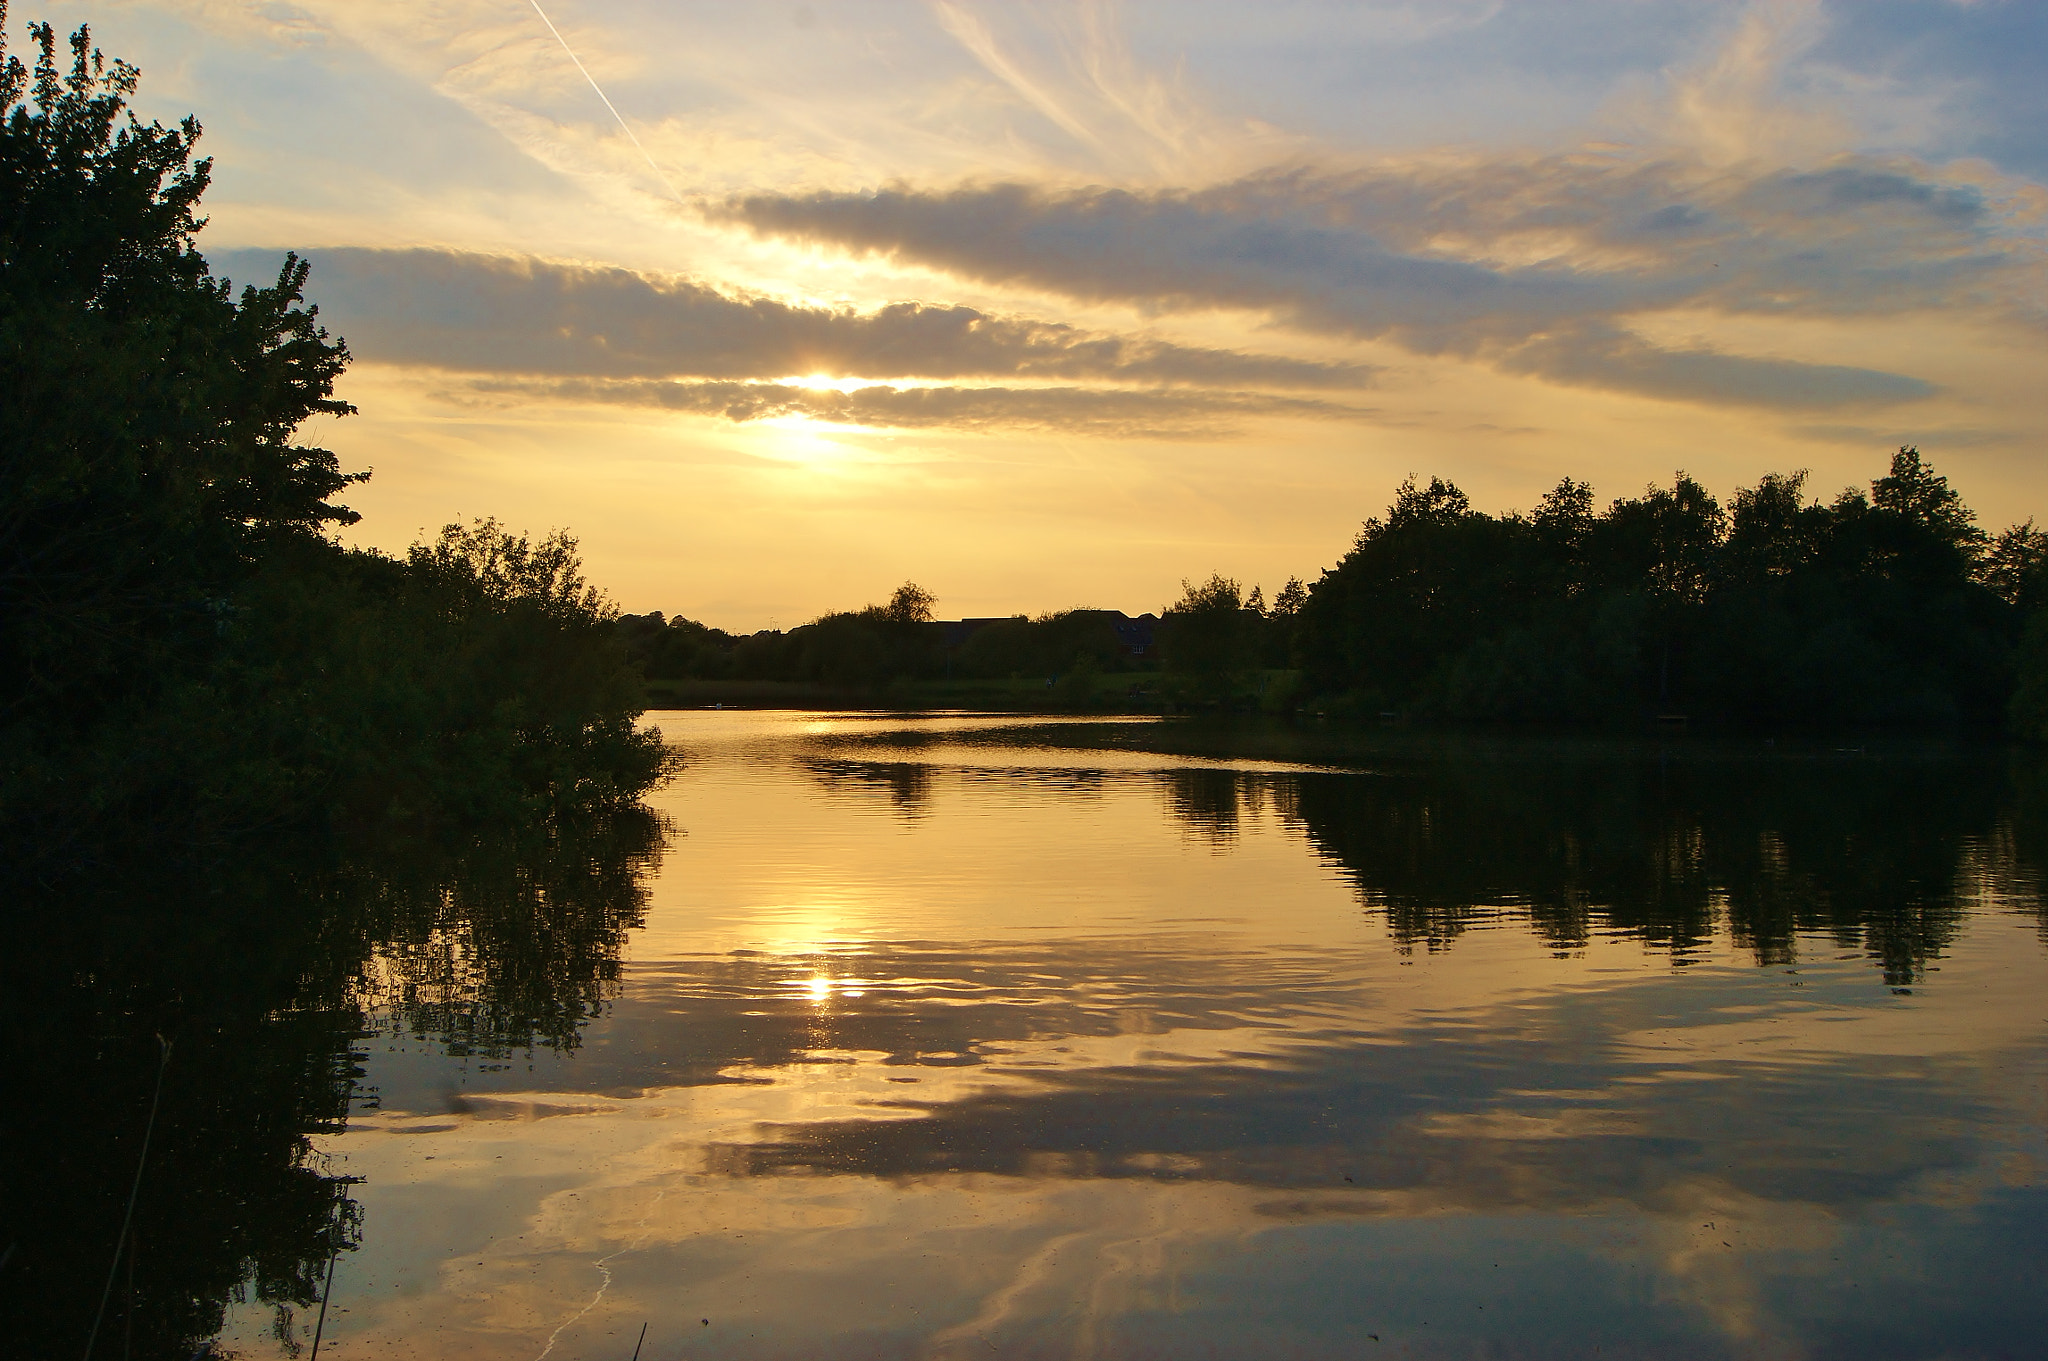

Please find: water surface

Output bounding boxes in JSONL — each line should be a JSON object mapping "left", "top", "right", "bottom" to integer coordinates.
{"left": 29, "top": 712, "right": 2048, "bottom": 1359}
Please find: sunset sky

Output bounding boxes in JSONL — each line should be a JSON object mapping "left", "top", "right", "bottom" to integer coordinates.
{"left": 57, "top": 0, "right": 2048, "bottom": 627}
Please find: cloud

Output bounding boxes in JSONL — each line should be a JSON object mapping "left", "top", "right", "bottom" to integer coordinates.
{"left": 928, "top": 0, "right": 1272, "bottom": 181}
{"left": 447, "top": 376, "right": 1362, "bottom": 438}
{"left": 1652, "top": 0, "right": 1840, "bottom": 165}
{"left": 1789, "top": 421, "right": 2008, "bottom": 449}
{"left": 214, "top": 246, "right": 1370, "bottom": 391}
{"left": 1501, "top": 322, "right": 1935, "bottom": 408}
{"left": 709, "top": 146, "right": 2032, "bottom": 409}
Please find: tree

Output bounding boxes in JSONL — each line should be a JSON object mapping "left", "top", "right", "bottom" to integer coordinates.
{"left": 0, "top": 14, "right": 360, "bottom": 734}
{"left": 1162, "top": 574, "right": 1260, "bottom": 701}
{"left": 1836, "top": 445, "right": 1987, "bottom": 587}
{"left": 1262, "top": 575, "right": 1309, "bottom": 667}
{"left": 1586, "top": 474, "right": 1724, "bottom": 707}
{"left": 1981, "top": 522, "right": 2048, "bottom": 612}
{"left": 1296, "top": 475, "right": 1530, "bottom": 707}
{"left": 1720, "top": 471, "right": 1818, "bottom": 584}
{"left": 1589, "top": 474, "right": 1724, "bottom": 606}
{"left": 0, "top": 18, "right": 666, "bottom": 831}
{"left": 1873, "top": 446, "right": 1978, "bottom": 549}
{"left": 885, "top": 580, "right": 936, "bottom": 624}
{"left": 1531, "top": 477, "right": 1595, "bottom": 590}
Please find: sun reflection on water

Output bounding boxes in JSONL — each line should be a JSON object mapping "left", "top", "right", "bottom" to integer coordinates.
{"left": 214, "top": 715, "right": 2048, "bottom": 1360}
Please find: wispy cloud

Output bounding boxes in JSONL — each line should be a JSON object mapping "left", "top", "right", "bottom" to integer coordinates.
{"left": 929, "top": 0, "right": 1274, "bottom": 181}
{"left": 524, "top": 0, "right": 681, "bottom": 201}
{"left": 450, "top": 376, "right": 1361, "bottom": 438}
{"left": 1649, "top": 0, "right": 1840, "bottom": 164}
{"left": 934, "top": 1, "right": 1111, "bottom": 159}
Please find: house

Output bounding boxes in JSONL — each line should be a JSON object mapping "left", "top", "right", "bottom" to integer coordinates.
{"left": 1107, "top": 612, "right": 1157, "bottom": 658}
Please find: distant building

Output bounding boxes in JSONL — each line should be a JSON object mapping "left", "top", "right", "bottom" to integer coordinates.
{"left": 1108, "top": 612, "right": 1157, "bottom": 658}
{"left": 933, "top": 611, "right": 1159, "bottom": 658}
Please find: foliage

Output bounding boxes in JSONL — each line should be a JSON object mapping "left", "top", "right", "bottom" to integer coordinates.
{"left": 1051, "top": 649, "right": 1101, "bottom": 707}
{"left": 1296, "top": 448, "right": 2031, "bottom": 729}
{"left": 2007, "top": 610, "right": 2048, "bottom": 742}
{"left": 0, "top": 18, "right": 667, "bottom": 837}
{"left": 617, "top": 609, "right": 741, "bottom": 679}
{"left": 0, "top": 797, "right": 666, "bottom": 1357}
{"left": 1261, "top": 575, "right": 1308, "bottom": 667}
{"left": 0, "top": 15, "right": 360, "bottom": 734}
{"left": 885, "top": 580, "right": 936, "bottom": 624}
{"left": 956, "top": 609, "right": 1128, "bottom": 681}
{"left": 1159, "top": 573, "right": 1263, "bottom": 701}
{"left": 209, "top": 525, "right": 667, "bottom": 826}
{"left": 623, "top": 586, "right": 1151, "bottom": 696}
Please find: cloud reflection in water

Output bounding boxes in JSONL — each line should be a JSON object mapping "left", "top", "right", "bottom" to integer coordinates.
{"left": 225, "top": 713, "right": 2048, "bottom": 1358}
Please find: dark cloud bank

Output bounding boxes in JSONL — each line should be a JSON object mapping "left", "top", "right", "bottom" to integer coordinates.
{"left": 709, "top": 152, "right": 2016, "bottom": 412}
{"left": 220, "top": 147, "right": 2012, "bottom": 430}
{"left": 215, "top": 246, "right": 1371, "bottom": 433}
{"left": 216, "top": 241, "right": 1359, "bottom": 382}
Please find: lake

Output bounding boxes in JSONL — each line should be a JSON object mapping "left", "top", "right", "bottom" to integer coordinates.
{"left": 16, "top": 712, "right": 2048, "bottom": 1359}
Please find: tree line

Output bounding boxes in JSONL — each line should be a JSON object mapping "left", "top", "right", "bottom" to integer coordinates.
{"left": 624, "top": 450, "right": 2048, "bottom": 731}
{"left": 1297, "top": 454, "right": 2047, "bottom": 728}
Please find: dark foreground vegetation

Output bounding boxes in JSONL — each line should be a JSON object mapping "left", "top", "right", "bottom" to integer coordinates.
{"left": 0, "top": 17, "right": 666, "bottom": 863}
{"left": 1, "top": 801, "right": 668, "bottom": 1358}
{"left": 0, "top": 19, "right": 677, "bottom": 1354}
{"left": 628, "top": 454, "right": 2048, "bottom": 732}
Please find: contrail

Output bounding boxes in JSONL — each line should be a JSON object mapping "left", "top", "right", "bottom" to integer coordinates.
{"left": 526, "top": 0, "right": 682, "bottom": 201}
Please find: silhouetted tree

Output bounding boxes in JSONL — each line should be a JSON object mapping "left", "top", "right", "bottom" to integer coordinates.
{"left": 1263, "top": 575, "right": 1309, "bottom": 667}
{"left": 1298, "top": 476, "right": 1539, "bottom": 711}
{"left": 1161, "top": 574, "right": 1261, "bottom": 701}
{"left": 886, "top": 580, "right": 936, "bottom": 624}
{"left": 0, "top": 15, "right": 358, "bottom": 739}
{"left": 617, "top": 610, "right": 739, "bottom": 679}
{"left": 0, "top": 20, "right": 666, "bottom": 835}
{"left": 1296, "top": 449, "right": 2024, "bottom": 728}
{"left": 1981, "top": 522, "right": 2048, "bottom": 612}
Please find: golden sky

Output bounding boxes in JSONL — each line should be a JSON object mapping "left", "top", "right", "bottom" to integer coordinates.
{"left": 60, "top": 0, "right": 2048, "bottom": 627}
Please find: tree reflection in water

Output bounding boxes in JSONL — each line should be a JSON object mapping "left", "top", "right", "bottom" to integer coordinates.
{"left": 0, "top": 807, "right": 666, "bottom": 1358}
{"left": 12, "top": 722, "right": 2048, "bottom": 1358}
{"left": 803, "top": 757, "right": 935, "bottom": 817}
{"left": 1133, "top": 735, "right": 2037, "bottom": 987}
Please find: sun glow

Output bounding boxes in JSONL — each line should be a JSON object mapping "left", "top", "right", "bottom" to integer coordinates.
{"left": 783, "top": 373, "right": 869, "bottom": 394}
{"left": 791, "top": 974, "right": 869, "bottom": 1004}
{"left": 750, "top": 421, "right": 861, "bottom": 470}
{"left": 774, "top": 375, "right": 955, "bottom": 395}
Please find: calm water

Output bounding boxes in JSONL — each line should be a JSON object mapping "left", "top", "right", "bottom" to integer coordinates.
{"left": 14, "top": 713, "right": 2048, "bottom": 1359}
